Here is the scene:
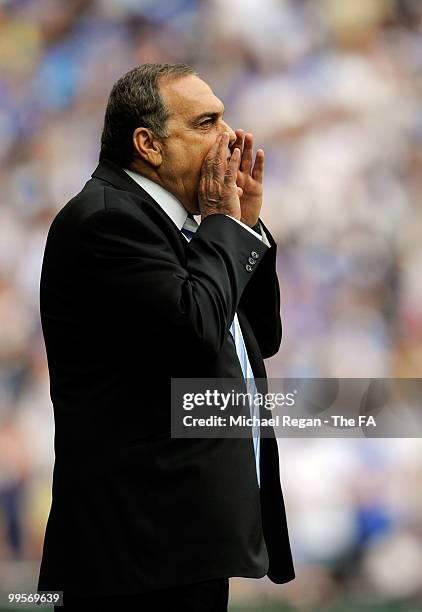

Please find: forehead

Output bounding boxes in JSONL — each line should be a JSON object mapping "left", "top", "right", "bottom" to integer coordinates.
{"left": 159, "top": 75, "right": 224, "bottom": 121}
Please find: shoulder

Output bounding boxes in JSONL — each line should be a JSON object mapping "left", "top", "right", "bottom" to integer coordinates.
{"left": 43, "top": 177, "right": 186, "bottom": 268}
{"left": 46, "top": 177, "right": 164, "bottom": 243}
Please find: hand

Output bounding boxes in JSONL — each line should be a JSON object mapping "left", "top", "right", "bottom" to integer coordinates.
{"left": 198, "top": 132, "right": 243, "bottom": 221}
{"left": 231, "top": 130, "right": 264, "bottom": 227}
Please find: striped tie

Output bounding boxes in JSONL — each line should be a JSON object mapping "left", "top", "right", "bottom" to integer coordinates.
{"left": 181, "top": 214, "right": 199, "bottom": 241}
{"left": 181, "top": 214, "right": 260, "bottom": 487}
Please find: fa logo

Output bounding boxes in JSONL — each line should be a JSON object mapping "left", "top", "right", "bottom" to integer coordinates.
{"left": 358, "top": 415, "right": 376, "bottom": 427}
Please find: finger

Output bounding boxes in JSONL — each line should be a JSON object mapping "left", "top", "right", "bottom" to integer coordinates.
{"left": 237, "top": 186, "right": 243, "bottom": 197}
{"left": 204, "top": 131, "right": 224, "bottom": 159}
{"left": 251, "top": 149, "right": 264, "bottom": 182}
{"left": 204, "top": 131, "right": 228, "bottom": 164}
{"left": 225, "top": 147, "right": 241, "bottom": 185}
{"left": 232, "top": 129, "right": 245, "bottom": 155}
{"left": 204, "top": 132, "right": 229, "bottom": 180}
{"left": 240, "top": 133, "right": 253, "bottom": 174}
{"left": 236, "top": 169, "right": 244, "bottom": 186}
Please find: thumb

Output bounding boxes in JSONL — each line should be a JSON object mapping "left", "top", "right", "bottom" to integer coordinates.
{"left": 237, "top": 186, "right": 243, "bottom": 197}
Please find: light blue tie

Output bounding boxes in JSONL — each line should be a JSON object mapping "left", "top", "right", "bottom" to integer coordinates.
{"left": 181, "top": 215, "right": 260, "bottom": 487}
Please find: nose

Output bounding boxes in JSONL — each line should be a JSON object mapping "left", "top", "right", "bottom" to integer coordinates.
{"left": 221, "top": 121, "right": 236, "bottom": 147}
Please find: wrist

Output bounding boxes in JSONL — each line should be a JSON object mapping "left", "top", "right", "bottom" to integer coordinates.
{"left": 201, "top": 209, "right": 241, "bottom": 222}
{"left": 240, "top": 218, "right": 260, "bottom": 230}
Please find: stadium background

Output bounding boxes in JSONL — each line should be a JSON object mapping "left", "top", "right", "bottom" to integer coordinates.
{"left": 0, "top": 0, "right": 422, "bottom": 610}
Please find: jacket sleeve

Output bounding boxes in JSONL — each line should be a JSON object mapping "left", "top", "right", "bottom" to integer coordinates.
{"left": 238, "top": 219, "right": 282, "bottom": 359}
{"left": 78, "top": 205, "right": 269, "bottom": 359}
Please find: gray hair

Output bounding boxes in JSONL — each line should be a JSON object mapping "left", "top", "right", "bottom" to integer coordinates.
{"left": 99, "top": 63, "right": 196, "bottom": 167}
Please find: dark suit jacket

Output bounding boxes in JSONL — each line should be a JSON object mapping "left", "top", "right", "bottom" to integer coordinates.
{"left": 37, "top": 159, "right": 295, "bottom": 596}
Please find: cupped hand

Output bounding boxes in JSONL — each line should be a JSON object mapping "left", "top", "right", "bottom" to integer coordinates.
{"left": 231, "top": 129, "right": 264, "bottom": 228}
{"left": 198, "top": 132, "right": 243, "bottom": 221}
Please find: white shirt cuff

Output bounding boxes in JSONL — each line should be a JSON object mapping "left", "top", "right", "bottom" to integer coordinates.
{"left": 226, "top": 216, "right": 271, "bottom": 247}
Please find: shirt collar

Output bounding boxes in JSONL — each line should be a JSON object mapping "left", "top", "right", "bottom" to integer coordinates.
{"left": 124, "top": 168, "right": 188, "bottom": 231}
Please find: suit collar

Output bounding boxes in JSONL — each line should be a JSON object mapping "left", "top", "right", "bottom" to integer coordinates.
{"left": 91, "top": 158, "right": 189, "bottom": 252}
{"left": 124, "top": 168, "right": 188, "bottom": 231}
{"left": 91, "top": 158, "right": 160, "bottom": 209}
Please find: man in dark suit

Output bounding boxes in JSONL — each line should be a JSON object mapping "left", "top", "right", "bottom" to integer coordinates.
{"left": 38, "top": 63, "right": 295, "bottom": 611}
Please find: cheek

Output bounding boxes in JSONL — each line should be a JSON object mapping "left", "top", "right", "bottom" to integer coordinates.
{"left": 173, "top": 133, "right": 220, "bottom": 181}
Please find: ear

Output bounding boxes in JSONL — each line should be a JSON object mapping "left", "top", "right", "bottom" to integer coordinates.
{"left": 133, "top": 127, "right": 163, "bottom": 167}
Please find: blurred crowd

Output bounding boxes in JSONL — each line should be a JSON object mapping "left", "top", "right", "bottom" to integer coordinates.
{"left": 0, "top": 0, "right": 422, "bottom": 608}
